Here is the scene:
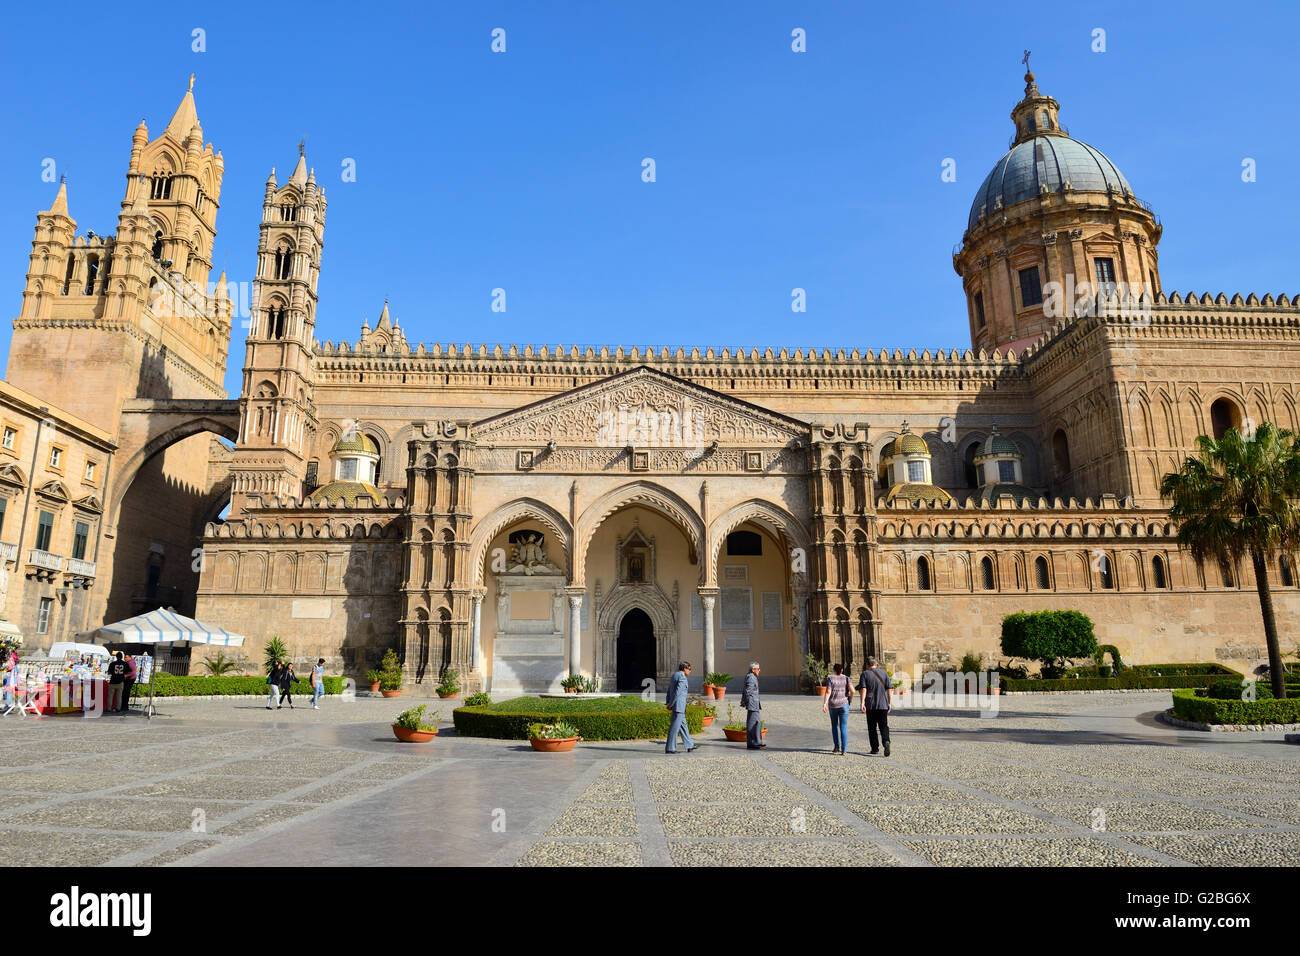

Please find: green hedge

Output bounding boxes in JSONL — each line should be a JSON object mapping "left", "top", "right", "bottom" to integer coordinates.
{"left": 1206, "top": 679, "right": 1300, "bottom": 700}
{"left": 131, "top": 674, "right": 348, "bottom": 698}
{"left": 1171, "top": 688, "right": 1300, "bottom": 725}
{"left": 1001, "top": 610, "right": 1097, "bottom": 664}
{"left": 1001, "top": 668, "right": 1242, "bottom": 693}
{"left": 452, "top": 695, "right": 706, "bottom": 740}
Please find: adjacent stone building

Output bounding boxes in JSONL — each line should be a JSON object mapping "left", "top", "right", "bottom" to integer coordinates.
{"left": 10, "top": 69, "right": 1299, "bottom": 689}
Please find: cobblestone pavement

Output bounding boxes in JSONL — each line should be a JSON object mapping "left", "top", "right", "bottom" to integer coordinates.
{"left": 1, "top": 692, "right": 1296, "bottom": 866}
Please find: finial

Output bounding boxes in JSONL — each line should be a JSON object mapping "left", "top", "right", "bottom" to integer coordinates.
{"left": 900, "top": 419, "right": 910, "bottom": 433}
{"left": 60, "top": 173, "right": 66, "bottom": 184}
{"left": 298, "top": 138, "right": 305, "bottom": 156}
{"left": 189, "top": 73, "right": 195, "bottom": 92}
{"left": 1022, "top": 49, "right": 1031, "bottom": 73}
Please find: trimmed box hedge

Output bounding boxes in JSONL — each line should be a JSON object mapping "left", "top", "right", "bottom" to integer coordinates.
{"left": 1001, "top": 667, "right": 1242, "bottom": 693}
{"left": 1171, "top": 688, "right": 1300, "bottom": 725}
{"left": 130, "top": 674, "right": 348, "bottom": 698}
{"left": 453, "top": 695, "right": 706, "bottom": 740}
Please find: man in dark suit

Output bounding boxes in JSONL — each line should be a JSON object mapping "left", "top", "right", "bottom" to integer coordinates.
{"left": 665, "top": 661, "right": 696, "bottom": 754}
{"left": 741, "top": 661, "right": 764, "bottom": 749}
{"left": 857, "top": 655, "right": 892, "bottom": 756}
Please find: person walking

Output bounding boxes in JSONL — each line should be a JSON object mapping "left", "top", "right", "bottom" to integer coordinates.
{"left": 664, "top": 661, "right": 696, "bottom": 754}
{"left": 310, "top": 658, "right": 325, "bottom": 709}
{"left": 120, "top": 654, "right": 138, "bottom": 714}
{"left": 741, "top": 661, "right": 764, "bottom": 750}
{"left": 2, "top": 654, "right": 17, "bottom": 716}
{"left": 279, "top": 661, "right": 296, "bottom": 709}
{"left": 857, "top": 656, "right": 892, "bottom": 756}
{"left": 822, "top": 662, "right": 854, "bottom": 754}
{"left": 266, "top": 660, "right": 283, "bottom": 710}
{"left": 107, "top": 651, "right": 128, "bottom": 715}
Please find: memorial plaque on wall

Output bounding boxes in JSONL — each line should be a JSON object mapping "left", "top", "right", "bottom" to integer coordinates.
{"left": 761, "top": 591, "right": 783, "bottom": 631}
{"left": 720, "top": 586, "right": 753, "bottom": 631}
{"left": 724, "top": 634, "right": 750, "bottom": 651}
{"left": 722, "top": 564, "right": 748, "bottom": 583}
{"left": 690, "top": 593, "right": 702, "bottom": 631}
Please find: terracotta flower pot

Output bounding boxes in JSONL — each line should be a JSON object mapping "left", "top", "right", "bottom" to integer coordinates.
{"left": 437, "top": 690, "right": 458, "bottom": 699}
{"left": 701, "top": 715, "right": 714, "bottom": 727}
{"left": 380, "top": 689, "right": 402, "bottom": 698}
{"left": 368, "top": 681, "right": 381, "bottom": 692}
{"left": 816, "top": 686, "right": 828, "bottom": 697}
{"left": 565, "top": 687, "right": 578, "bottom": 694}
{"left": 702, "top": 684, "right": 715, "bottom": 699}
{"left": 723, "top": 726, "right": 766, "bottom": 742}
{"left": 392, "top": 724, "right": 437, "bottom": 743}
{"left": 713, "top": 688, "right": 726, "bottom": 700}
{"left": 529, "top": 736, "right": 578, "bottom": 752}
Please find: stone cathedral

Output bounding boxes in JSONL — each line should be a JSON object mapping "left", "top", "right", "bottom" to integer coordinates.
{"left": 13, "top": 69, "right": 1300, "bottom": 691}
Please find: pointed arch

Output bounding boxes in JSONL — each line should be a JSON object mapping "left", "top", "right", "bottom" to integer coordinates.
{"left": 574, "top": 480, "right": 704, "bottom": 587}
{"left": 468, "top": 497, "right": 573, "bottom": 586}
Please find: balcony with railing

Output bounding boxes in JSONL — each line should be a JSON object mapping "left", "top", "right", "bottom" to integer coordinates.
{"left": 26, "top": 549, "right": 63, "bottom": 580}
{"left": 0, "top": 541, "right": 17, "bottom": 564}
{"left": 66, "top": 557, "right": 97, "bottom": 583}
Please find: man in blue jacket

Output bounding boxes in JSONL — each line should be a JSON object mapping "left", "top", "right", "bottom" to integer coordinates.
{"left": 665, "top": 661, "right": 696, "bottom": 754}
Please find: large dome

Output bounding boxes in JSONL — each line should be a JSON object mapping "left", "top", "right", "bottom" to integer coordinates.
{"left": 967, "top": 135, "right": 1133, "bottom": 232}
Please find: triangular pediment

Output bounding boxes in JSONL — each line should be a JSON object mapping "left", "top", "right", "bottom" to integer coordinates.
{"left": 472, "top": 365, "right": 808, "bottom": 446}
{"left": 36, "top": 479, "right": 69, "bottom": 502}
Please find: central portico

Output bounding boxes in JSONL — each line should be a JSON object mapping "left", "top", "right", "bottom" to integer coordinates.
{"left": 399, "top": 365, "right": 826, "bottom": 694}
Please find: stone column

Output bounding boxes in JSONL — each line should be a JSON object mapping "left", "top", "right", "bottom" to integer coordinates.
{"left": 699, "top": 588, "right": 718, "bottom": 677}
{"left": 470, "top": 592, "right": 483, "bottom": 671}
{"left": 565, "top": 589, "right": 584, "bottom": 676}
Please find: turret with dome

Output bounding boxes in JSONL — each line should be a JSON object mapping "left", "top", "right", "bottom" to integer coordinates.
{"left": 954, "top": 57, "right": 1163, "bottom": 355}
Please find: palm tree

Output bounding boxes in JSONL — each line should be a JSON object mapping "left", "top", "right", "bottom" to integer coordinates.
{"left": 1161, "top": 422, "right": 1300, "bottom": 698}
{"left": 263, "top": 636, "right": 289, "bottom": 674}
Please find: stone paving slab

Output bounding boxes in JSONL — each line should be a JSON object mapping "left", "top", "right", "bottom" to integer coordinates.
{"left": 2, "top": 693, "right": 1298, "bottom": 867}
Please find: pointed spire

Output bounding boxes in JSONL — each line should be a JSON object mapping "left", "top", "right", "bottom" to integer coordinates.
{"left": 290, "top": 152, "right": 308, "bottom": 187}
{"left": 164, "top": 75, "right": 200, "bottom": 141}
{"left": 376, "top": 298, "right": 391, "bottom": 329}
{"left": 48, "top": 178, "right": 69, "bottom": 217}
{"left": 130, "top": 175, "right": 150, "bottom": 215}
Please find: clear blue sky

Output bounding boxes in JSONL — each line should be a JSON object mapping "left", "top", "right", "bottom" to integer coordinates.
{"left": 2, "top": 1, "right": 1297, "bottom": 397}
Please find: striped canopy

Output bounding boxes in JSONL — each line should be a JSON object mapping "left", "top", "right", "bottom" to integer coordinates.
{"left": 79, "top": 607, "right": 245, "bottom": 647}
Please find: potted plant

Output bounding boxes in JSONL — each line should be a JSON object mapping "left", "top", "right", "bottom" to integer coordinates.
{"left": 561, "top": 674, "right": 583, "bottom": 694}
{"left": 802, "top": 653, "right": 830, "bottom": 695}
{"left": 721, "top": 703, "right": 765, "bottom": 742}
{"left": 707, "top": 672, "right": 732, "bottom": 700}
{"left": 528, "top": 720, "right": 580, "bottom": 752}
{"left": 391, "top": 704, "right": 441, "bottom": 743}
{"left": 689, "top": 695, "right": 718, "bottom": 727}
{"left": 464, "top": 691, "right": 491, "bottom": 706}
{"left": 377, "top": 648, "right": 404, "bottom": 698}
{"left": 436, "top": 667, "right": 460, "bottom": 699}
{"left": 365, "top": 669, "right": 382, "bottom": 693}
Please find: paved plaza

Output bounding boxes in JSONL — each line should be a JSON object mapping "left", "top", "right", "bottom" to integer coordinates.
{"left": 1, "top": 692, "right": 1297, "bottom": 867}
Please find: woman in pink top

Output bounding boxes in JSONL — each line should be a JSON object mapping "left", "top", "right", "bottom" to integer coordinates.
{"left": 821, "top": 662, "right": 854, "bottom": 755}
{"left": 121, "top": 655, "right": 138, "bottom": 714}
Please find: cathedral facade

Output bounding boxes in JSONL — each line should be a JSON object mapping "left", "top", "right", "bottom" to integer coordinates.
{"left": 11, "top": 71, "right": 1299, "bottom": 690}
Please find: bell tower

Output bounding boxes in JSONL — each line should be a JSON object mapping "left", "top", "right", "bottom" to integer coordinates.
{"left": 229, "top": 144, "right": 324, "bottom": 514}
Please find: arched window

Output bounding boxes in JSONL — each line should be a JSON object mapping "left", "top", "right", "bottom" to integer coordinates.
{"left": 980, "top": 556, "right": 995, "bottom": 590}
{"left": 1210, "top": 398, "right": 1240, "bottom": 440}
{"left": 963, "top": 442, "right": 980, "bottom": 488}
{"left": 828, "top": 458, "right": 844, "bottom": 513}
{"left": 848, "top": 458, "right": 865, "bottom": 513}
{"left": 1151, "top": 555, "right": 1168, "bottom": 589}
{"left": 916, "top": 556, "right": 932, "bottom": 591}
{"left": 1053, "top": 429, "right": 1071, "bottom": 476}
{"left": 1281, "top": 554, "right": 1295, "bottom": 588}
{"left": 1097, "top": 554, "right": 1114, "bottom": 589}
{"left": 62, "top": 256, "right": 75, "bottom": 295}
{"left": 1034, "top": 555, "right": 1050, "bottom": 589}
{"left": 1219, "top": 559, "right": 1234, "bottom": 587}
{"left": 83, "top": 256, "right": 98, "bottom": 295}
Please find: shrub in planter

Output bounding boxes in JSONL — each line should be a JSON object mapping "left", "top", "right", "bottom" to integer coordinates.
{"left": 802, "top": 653, "right": 829, "bottom": 694}
{"left": 464, "top": 692, "right": 492, "bottom": 707}
{"left": 705, "top": 672, "right": 732, "bottom": 698}
{"left": 1171, "top": 687, "right": 1300, "bottom": 725}
{"left": 392, "top": 704, "right": 441, "bottom": 742}
{"left": 365, "top": 669, "right": 382, "bottom": 691}
{"left": 560, "top": 674, "right": 584, "bottom": 693}
{"left": 1001, "top": 610, "right": 1098, "bottom": 675}
{"left": 454, "top": 695, "right": 706, "bottom": 740}
{"left": 436, "top": 667, "right": 461, "bottom": 698}
{"left": 377, "top": 648, "right": 404, "bottom": 694}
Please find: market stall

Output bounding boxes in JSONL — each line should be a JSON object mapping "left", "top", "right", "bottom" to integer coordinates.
{"left": 79, "top": 607, "right": 246, "bottom": 718}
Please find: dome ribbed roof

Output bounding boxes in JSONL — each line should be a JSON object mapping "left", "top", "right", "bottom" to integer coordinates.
{"left": 332, "top": 432, "right": 379, "bottom": 456}
{"left": 308, "top": 481, "right": 381, "bottom": 506}
{"left": 884, "top": 483, "right": 953, "bottom": 505}
{"left": 880, "top": 432, "right": 929, "bottom": 459}
{"left": 978, "top": 431, "right": 1020, "bottom": 457}
{"left": 968, "top": 135, "right": 1133, "bottom": 231}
